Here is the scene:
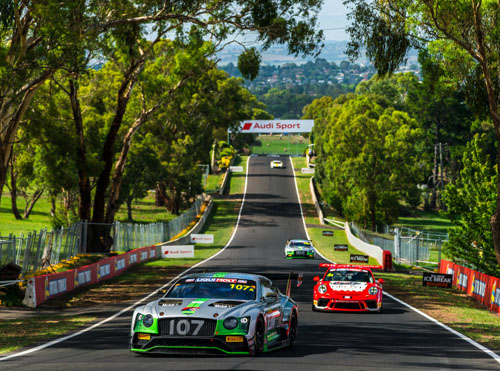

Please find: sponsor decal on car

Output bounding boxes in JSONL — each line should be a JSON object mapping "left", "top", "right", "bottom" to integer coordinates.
{"left": 182, "top": 299, "right": 209, "bottom": 315}
{"left": 329, "top": 282, "right": 367, "bottom": 292}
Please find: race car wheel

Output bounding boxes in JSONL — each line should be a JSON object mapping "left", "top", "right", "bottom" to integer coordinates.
{"left": 253, "top": 317, "right": 265, "bottom": 356}
{"left": 288, "top": 311, "right": 297, "bottom": 348}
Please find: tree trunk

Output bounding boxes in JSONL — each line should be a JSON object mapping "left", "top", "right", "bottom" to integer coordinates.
{"left": 92, "top": 61, "right": 145, "bottom": 225}
{"left": 23, "top": 189, "right": 44, "bottom": 219}
{"left": 105, "top": 112, "right": 150, "bottom": 224}
{"left": 0, "top": 71, "right": 52, "bottom": 205}
{"left": 9, "top": 157, "right": 22, "bottom": 220}
{"left": 156, "top": 182, "right": 166, "bottom": 206}
{"left": 126, "top": 196, "right": 133, "bottom": 222}
{"left": 50, "top": 196, "right": 56, "bottom": 217}
{"left": 69, "top": 79, "right": 92, "bottom": 222}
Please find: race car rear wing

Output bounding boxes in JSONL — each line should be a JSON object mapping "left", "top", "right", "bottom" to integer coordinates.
{"left": 319, "top": 263, "right": 383, "bottom": 270}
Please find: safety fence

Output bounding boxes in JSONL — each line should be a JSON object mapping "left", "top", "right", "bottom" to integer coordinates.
{"left": 440, "top": 260, "right": 500, "bottom": 315}
{"left": 0, "top": 196, "right": 203, "bottom": 275}
{"left": 350, "top": 223, "right": 448, "bottom": 267}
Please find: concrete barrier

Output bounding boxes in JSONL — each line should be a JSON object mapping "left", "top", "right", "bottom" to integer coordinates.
{"left": 345, "top": 222, "right": 384, "bottom": 265}
{"left": 309, "top": 177, "right": 325, "bottom": 225}
{"left": 22, "top": 197, "right": 214, "bottom": 308}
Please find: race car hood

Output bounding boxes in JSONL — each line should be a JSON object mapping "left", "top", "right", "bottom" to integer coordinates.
{"left": 149, "top": 298, "right": 250, "bottom": 318}
{"left": 287, "top": 246, "right": 313, "bottom": 251}
{"left": 328, "top": 281, "right": 368, "bottom": 292}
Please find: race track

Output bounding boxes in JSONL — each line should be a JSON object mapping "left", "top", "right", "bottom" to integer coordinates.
{"left": 1, "top": 155, "right": 499, "bottom": 370}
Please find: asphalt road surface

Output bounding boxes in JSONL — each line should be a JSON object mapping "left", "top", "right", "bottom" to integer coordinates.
{"left": 1, "top": 155, "right": 499, "bottom": 370}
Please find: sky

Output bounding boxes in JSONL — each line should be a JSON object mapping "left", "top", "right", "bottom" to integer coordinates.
{"left": 318, "top": 0, "right": 350, "bottom": 41}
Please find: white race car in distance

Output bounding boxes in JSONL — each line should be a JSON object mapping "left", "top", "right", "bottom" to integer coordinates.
{"left": 270, "top": 160, "right": 284, "bottom": 168}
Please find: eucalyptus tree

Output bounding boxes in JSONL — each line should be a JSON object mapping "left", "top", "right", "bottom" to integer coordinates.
{"left": 1, "top": 1, "right": 324, "bottom": 235}
{"left": 147, "top": 66, "right": 267, "bottom": 215}
{"left": 442, "top": 135, "right": 499, "bottom": 277}
{"left": 0, "top": 1, "right": 87, "bottom": 205}
{"left": 343, "top": 0, "right": 500, "bottom": 266}
{"left": 312, "top": 94, "right": 424, "bottom": 229}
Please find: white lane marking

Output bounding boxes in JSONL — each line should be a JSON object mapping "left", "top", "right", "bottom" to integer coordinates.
{"left": 289, "top": 156, "right": 331, "bottom": 263}
{"left": 290, "top": 157, "right": 500, "bottom": 364}
{"left": 0, "top": 156, "right": 252, "bottom": 362}
{"left": 384, "top": 292, "right": 500, "bottom": 363}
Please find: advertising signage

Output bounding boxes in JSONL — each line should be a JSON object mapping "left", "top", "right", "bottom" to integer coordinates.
{"left": 422, "top": 272, "right": 453, "bottom": 288}
{"left": 231, "top": 120, "right": 314, "bottom": 133}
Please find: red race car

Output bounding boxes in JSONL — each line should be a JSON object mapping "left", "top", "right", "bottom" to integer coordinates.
{"left": 312, "top": 263, "right": 385, "bottom": 313}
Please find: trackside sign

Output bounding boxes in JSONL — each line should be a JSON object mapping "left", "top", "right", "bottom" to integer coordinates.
{"left": 231, "top": 120, "right": 314, "bottom": 133}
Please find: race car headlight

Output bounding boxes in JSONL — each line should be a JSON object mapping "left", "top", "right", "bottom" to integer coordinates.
{"left": 369, "top": 286, "right": 378, "bottom": 295}
{"left": 142, "top": 314, "right": 154, "bottom": 327}
{"left": 318, "top": 284, "right": 327, "bottom": 294}
{"left": 223, "top": 317, "right": 238, "bottom": 330}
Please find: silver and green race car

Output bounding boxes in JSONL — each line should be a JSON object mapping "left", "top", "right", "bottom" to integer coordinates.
{"left": 130, "top": 272, "right": 298, "bottom": 355}
{"left": 284, "top": 239, "right": 315, "bottom": 259}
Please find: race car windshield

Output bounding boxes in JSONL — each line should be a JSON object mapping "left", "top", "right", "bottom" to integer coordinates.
{"left": 166, "top": 278, "right": 257, "bottom": 300}
{"left": 291, "top": 241, "right": 310, "bottom": 248}
{"left": 324, "top": 270, "right": 373, "bottom": 283}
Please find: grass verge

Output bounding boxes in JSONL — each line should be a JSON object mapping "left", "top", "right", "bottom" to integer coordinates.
{"left": 0, "top": 315, "right": 97, "bottom": 354}
{"left": 291, "top": 157, "right": 378, "bottom": 265}
{"left": 250, "top": 134, "right": 309, "bottom": 156}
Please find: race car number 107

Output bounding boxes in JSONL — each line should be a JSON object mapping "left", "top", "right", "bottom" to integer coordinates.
{"left": 166, "top": 319, "right": 205, "bottom": 336}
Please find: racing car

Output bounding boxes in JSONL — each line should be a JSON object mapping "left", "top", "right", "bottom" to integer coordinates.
{"left": 130, "top": 272, "right": 298, "bottom": 355}
{"left": 270, "top": 160, "right": 284, "bottom": 168}
{"left": 312, "top": 263, "right": 384, "bottom": 312}
{"left": 284, "top": 239, "right": 315, "bottom": 259}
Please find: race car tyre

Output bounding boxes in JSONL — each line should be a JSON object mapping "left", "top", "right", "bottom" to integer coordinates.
{"left": 312, "top": 304, "right": 318, "bottom": 312}
{"left": 253, "top": 317, "right": 265, "bottom": 356}
{"left": 288, "top": 311, "right": 298, "bottom": 348}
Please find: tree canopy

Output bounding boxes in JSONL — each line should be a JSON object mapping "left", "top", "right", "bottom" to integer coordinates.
{"left": 344, "top": 0, "right": 500, "bottom": 268}
{"left": 310, "top": 93, "right": 424, "bottom": 229}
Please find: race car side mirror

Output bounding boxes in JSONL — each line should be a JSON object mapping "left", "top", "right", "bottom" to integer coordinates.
{"left": 264, "top": 292, "right": 278, "bottom": 302}
{"left": 157, "top": 289, "right": 167, "bottom": 297}
{"left": 378, "top": 279, "right": 385, "bottom": 284}
{"left": 313, "top": 276, "right": 320, "bottom": 282}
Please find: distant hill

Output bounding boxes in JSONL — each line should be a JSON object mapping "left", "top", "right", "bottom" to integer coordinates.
{"left": 216, "top": 40, "right": 419, "bottom": 67}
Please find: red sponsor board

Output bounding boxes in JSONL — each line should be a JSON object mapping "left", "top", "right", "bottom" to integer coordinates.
{"left": 27, "top": 245, "right": 158, "bottom": 307}
{"left": 440, "top": 260, "right": 500, "bottom": 314}
{"left": 74, "top": 263, "right": 98, "bottom": 288}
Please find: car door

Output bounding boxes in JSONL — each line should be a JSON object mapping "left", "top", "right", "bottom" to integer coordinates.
{"left": 260, "top": 279, "right": 283, "bottom": 335}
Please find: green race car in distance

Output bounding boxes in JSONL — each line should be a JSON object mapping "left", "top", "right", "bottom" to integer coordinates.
{"left": 284, "top": 239, "right": 315, "bottom": 259}
{"left": 130, "top": 272, "right": 298, "bottom": 356}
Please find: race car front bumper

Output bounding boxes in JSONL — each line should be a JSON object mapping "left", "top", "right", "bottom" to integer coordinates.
{"left": 312, "top": 297, "right": 382, "bottom": 312}
{"left": 130, "top": 334, "right": 251, "bottom": 355}
{"left": 285, "top": 250, "right": 314, "bottom": 259}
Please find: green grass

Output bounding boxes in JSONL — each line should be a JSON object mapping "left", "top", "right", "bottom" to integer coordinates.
{"left": 114, "top": 192, "right": 177, "bottom": 223}
{"left": 227, "top": 155, "right": 248, "bottom": 195}
{"left": 395, "top": 209, "right": 453, "bottom": 234}
{"left": 0, "top": 189, "right": 193, "bottom": 236}
{"left": 205, "top": 173, "right": 224, "bottom": 193}
{"left": 0, "top": 194, "right": 53, "bottom": 236}
{"left": 250, "top": 134, "right": 310, "bottom": 156}
{"left": 0, "top": 315, "right": 97, "bottom": 354}
{"left": 310, "top": 228, "right": 379, "bottom": 265}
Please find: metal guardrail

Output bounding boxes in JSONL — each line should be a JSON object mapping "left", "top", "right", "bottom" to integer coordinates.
{"left": 350, "top": 222, "right": 448, "bottom": 267}
{"left": 0, "top": 197, "right": 203, "bottom": 275}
